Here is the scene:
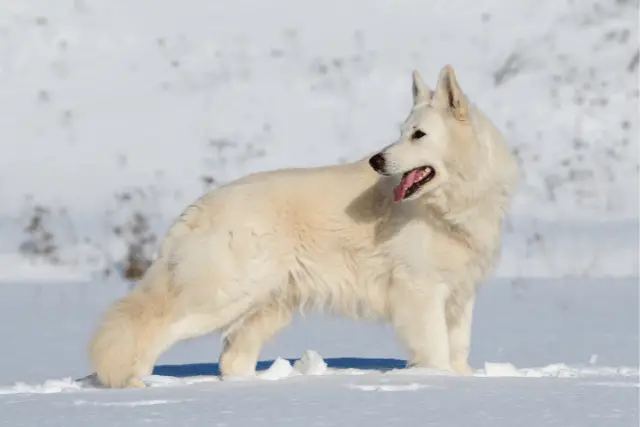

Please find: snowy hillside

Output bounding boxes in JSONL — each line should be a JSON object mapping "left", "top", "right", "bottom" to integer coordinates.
{"left": 0, "top": 0, "right": 638, "bottom": 279}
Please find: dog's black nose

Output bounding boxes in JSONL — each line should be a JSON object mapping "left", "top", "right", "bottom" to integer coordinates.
{"left": 369, "top": 153, "right": 387, "bottom": 174}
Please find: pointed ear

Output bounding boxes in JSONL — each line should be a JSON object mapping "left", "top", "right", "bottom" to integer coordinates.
{"left": 411, "top": 70, "right": 432, "bottom": 106}
{"left": 434, "top": 65, "right": 468, "bottom": 120}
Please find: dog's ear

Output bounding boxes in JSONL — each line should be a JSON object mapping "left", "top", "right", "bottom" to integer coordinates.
{"left": 411, "top": 70, "right": 432, "bottom": 106}
{"left": 434, "top": 65, "right": 468, "bottom": 120}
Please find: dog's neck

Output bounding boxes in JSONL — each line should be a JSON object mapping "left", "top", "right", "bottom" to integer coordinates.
{"left": 433, "top": 104, "right": 520, "bottom": 252}
{"left": 415, "top": 181, "right": 514, "bottom": 259}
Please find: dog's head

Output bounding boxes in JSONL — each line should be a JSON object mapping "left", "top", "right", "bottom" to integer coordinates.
{"left": 370, "top": 65, "right": 501, "bottom": 204}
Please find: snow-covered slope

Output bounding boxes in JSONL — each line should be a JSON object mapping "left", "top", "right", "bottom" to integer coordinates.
{"left": 0, "top": 0, "right": 638, "bottom": 279}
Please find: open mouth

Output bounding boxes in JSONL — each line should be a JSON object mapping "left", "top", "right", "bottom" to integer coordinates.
{"left": 393, "top": 166, "right": 436, "bottom": 202}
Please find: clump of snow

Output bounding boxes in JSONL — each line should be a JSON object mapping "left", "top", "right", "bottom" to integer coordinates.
{"left": 0, "top": 377, "right": 82, "bottom": 395}
{"left": 482, "top": 362, "right": 521, "bottom": 377}
{"left": 258, "top": 357, "right": 296, "bottom": 381}
{"left": 293, "top": 350, "right": 328, "bottom": 376}
{"left": 477, "top": 362, "right": 640, "bottom": 379}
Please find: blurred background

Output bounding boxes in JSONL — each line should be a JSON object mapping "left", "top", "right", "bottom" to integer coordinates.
{"left": 0, "top": 0, "right": 637, "bottom": 281}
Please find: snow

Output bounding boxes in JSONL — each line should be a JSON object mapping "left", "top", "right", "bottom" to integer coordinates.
{"left": 293, "top": 350, "right": 329, "bottom": 376}
{"left": 0, "top": 0, "right": 638, "bottom": 425}
{"left": 0, "top": 278, "right": 637, "bottom": 425}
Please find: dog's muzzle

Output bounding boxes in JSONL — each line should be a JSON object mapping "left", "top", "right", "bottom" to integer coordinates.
{"left": 369, "top": 153, "right": 389, "bottom": 175}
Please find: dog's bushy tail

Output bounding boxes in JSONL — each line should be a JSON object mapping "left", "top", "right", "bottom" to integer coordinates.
{"left": 88, "top": 262, "right": 175, "bottom": 388}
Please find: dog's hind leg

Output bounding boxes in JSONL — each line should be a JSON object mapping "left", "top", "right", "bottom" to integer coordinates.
{"left": 90, "top": 292, "right": 259, "bottom": 388}
{"left": 89, "top": 263, "right": 261, "bottom": 388}
{"left": 446, "top": 294, "right": 475, "bottom": 376}
{"left": 219, "top": 301, "right": 293, "bottom": 378}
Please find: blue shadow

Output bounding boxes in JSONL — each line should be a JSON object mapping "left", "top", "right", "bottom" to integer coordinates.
{"left": 152, "top": 357, "right": 408, "bottom": 378}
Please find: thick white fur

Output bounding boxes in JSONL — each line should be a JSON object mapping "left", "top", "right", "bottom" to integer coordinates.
{"left": 89, "top": 65, "right": 521, "bottom": 388}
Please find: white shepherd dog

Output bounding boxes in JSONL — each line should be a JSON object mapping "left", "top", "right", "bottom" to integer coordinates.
{"left": 89, "top": 65, "right": 521, "bottom": 388}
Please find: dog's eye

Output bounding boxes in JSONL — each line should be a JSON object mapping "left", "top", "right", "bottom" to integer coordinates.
{"left": 411, "top": 129, "right": 426, "bottom": 140}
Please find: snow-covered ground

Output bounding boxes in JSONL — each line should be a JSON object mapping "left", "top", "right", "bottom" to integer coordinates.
{"left": 0, "top": 278, "right": 637, "bottom": 426}
{"left": 0, "top": 0, "right": 638, "bottom": 425}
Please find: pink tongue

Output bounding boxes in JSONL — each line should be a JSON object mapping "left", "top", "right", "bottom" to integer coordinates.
{"left": 393, "top": 169, "right": 421, "bottom": 202}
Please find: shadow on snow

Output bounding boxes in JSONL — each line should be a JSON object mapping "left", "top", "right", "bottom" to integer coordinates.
{"left": 152, "top": 357, "right": 408, "bottom": 378}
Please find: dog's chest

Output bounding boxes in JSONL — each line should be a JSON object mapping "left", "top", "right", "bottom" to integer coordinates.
{"left": 384, "top": 220, "right": 487, "bottom": 280}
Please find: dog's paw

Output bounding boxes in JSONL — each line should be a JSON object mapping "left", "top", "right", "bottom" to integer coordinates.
{"left": 451, "top": 360, "right": 474, "bottom": 376}
{"left": 406, "top": 359, "right": 456, "bottom": 376}
{"left": 126, "top": 378, "right": 147, "bottom": 389}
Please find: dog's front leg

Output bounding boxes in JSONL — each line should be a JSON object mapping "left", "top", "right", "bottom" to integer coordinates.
{"left": 390, "top": 279, "right": 452, "bottom": 372}
{"left": 446, "top": 294, "right": 475, "bottom": 376}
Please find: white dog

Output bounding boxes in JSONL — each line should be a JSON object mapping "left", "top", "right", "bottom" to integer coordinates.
{"left": 89, "top": 65, "right": 521, "bottom": 388}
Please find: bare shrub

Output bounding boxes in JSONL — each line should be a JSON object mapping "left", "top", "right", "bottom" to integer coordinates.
{"left": 19, "top": 205, "right": 59, "bottom": 264}
{"left": 109, "top": 189, "right": 159, "bottom": 280}
{"left": 494, "top": 52, "right": 524, "bottom": 86}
